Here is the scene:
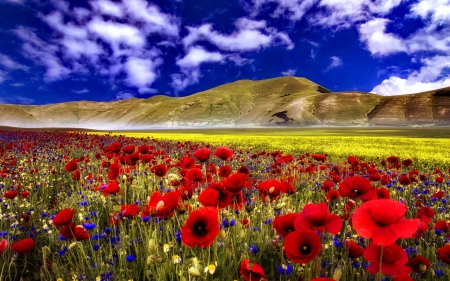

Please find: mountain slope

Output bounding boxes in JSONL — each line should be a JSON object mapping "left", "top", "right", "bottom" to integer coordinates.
{"left": 1, "top": 77, "right": 450, "bottom": 129}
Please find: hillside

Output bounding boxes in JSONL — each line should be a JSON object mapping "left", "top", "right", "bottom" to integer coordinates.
{"left": 1, "top": 76, "right": 450, "bottom": 129}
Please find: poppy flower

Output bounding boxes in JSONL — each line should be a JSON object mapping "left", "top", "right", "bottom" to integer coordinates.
{"left": 120, "top": 203, "right": 140, "bottom": 217}
{"left": 326, "top": 190, "right": 340, "bottom": 201}
{"left": 60, "top": 222, "right": 77, "bottom": 238}
{"left": 398, "top": 175, "right": 411, "bottom": 186}
{"left": 280, "top": 181, "right": 295, "bottom": 194}
{"left": 345, "top": 240, "right": 364, "bottom": 259}
{"left": 214, "top": 147, "right": 233, "bottom": 161}
{"left": 239, "top": 260, "right": 267, "bottom": 281}
{"left": 434, "top": 220, "right": 449, "bottom": 232}
{"left": 432, "top": 190, "right": 445, "bottom": 199}
{"left": 198, "top": 182, "right": 233, "bottom": 209}
{"left": 109, "top": 142, "right": 122, "bottom": 153}
{"left": 294, "top": 202, "right": 342, "bottom": 235}
{"left": 218, "top": 165, "right": 231, "bottom": 177}
{"left": 415, "top": 206, "right": 434, "bottom": 224}
{"left": 185, "top": 168, "right": 204, "bottom": 183}
{"left": 122, "top": 145, "right": 135, "bottom": 154}
{"left": 109, "top": 162, "right": 120, "bottom": 173}
{"left": 65, "top": 160, "right": 78, "bottom": 172}
{"left": 4, "top": 190, "right": 18, "bottom": 199}
{"left": 273, "top": 213, "right": 297, "bottom": 238}
{"left": 181, "top": 207, "right": 219, "bottom": 248}
{"left": 10, "top": 238, "right": 35, "bottom": 254}
{"left": 151, "top": 164, "right": 167, "bottom": 177}
{"left": 436, "top": 245, "right": 450, "bottom": 264}
{"left": 194, "top": 148, "right": 211, "bottom": 162}
{"left": 72, "top": 170, "right": 81, "bottom": 181}
{"left": 373, "top": 187, "right": 390, "bottom": 199}
{"left": 222, "top": 173, "right": 248, "bottom": 193}
{"left": 409, "top": 255, "right": 430, "bottom": 273}
{"left": 257, "top": 179, "right": 282, "bottom": 202}
{"left": 412, "top": 222, "right": 428, "bottom": 239}
{"left": 104, "top": 181, "right": 120, "bottom": 195}
{"left": 284, "top": 229, "right": 321, "bottom": 264}
{"left": 312, "top": 154, "right": 327, "bottom": 162}
{"left": 52, "top": 208, "right": 75, "bottom": 228}
{"left": 364, "top": 242, "right": 411, "bottom": 276}
{"left": 321, "top": 180, "right": 334, "bottom": 192}
{"left": 402, "top": 158, "right": 413, "bottom": 168}
{"left": 339, "top": 176, "right": 374, "bottom": 201}
{"left": 352, "top": 199, "right": 420, "bottom": 246}
{"left": 0, "top": 239, "right": 7, "bottom": 256}
{"left": 144, "top": 191, "right": 181, "bottom": 219}
{"left": 181, "top": 157, "right": 196, "bottom": 169}
{"left": 74, "top": 226, "right": 90, "bottom": 241}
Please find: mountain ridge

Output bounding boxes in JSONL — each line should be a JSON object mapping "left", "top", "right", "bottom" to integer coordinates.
{"left": 1, "top": 76, "right": 450, "bottom": 129}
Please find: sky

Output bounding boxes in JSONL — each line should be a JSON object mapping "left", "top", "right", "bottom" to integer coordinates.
{"left": 0, "top": 0, "right": 449, "bottom": 105}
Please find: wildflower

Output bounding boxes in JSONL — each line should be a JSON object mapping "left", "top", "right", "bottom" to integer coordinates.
{"left": 205, "top": 264, "right": 216, "bottom": 274}
{"left": 126, "top": 255, "right": 136, "bottom": 262}
{"left": 194, "top": 148, "right": 211, "bottom": 162}
{"left": 222, "top": 173, "right": 248, "bottom": 193}
{"left": 239, "top": 260, "right": 267, "bottom": 281}
{"left": 0, "top": 239, "right": 7, "bottom": 256}
{"left": 352, "top": 199, "right": 420, "bottom": 245}
{"left": 4, "top": 190, "right": 18, "bottom": 199}
{"left": 284, "top": 229, "right": 321, "bottom": 264}
{"left": 65, "top": 160, "right": 78, "bottom": 172}
{"left": 436, "top": 245, "right": 450, "bottom": 264}
{"left": 10, "top": 237, "right": 34, "bottom": 254}
{"left": 409, "top": 255, "right": 430, "bottom": 273}
{"left": 214, "top": 147, "right": 233, "bottom": 161}
{"left": 218, "top": 165, "right": 232, "bottom": 177}
{"left": 273, "top": 213, "right": 297, "bottom": 238}
{"left": 294, "top": 202, "right": 342, "bottom": 235}
{"left": 339, "top": 176, "right": 374, "bottom": 201}
{"left": 198, "top": 182, "right": 233, "bottom": 209}
{"left": 344, "top": 240, "right": 364, "bottom": 259}
{"left": 364, "top": 242, "right": 411, "bottom": 276}
{"left": 142, "top": 191, "right": 181, "bottom": 219}
{"left": 150, "top": 164, "right": 167, "bottom": 177}
{"left": 181, "top": 207, "right": 219, "bottom": 248}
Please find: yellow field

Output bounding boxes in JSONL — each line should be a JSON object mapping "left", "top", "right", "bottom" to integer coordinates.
{"left": 99, "top": 128, "right": 450, "bottom": 169}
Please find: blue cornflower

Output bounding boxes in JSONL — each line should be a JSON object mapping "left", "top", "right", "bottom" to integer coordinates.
{"left": 83, "top": 222, "right": 96, "bottom": 230}
{"left": 126, "top": 255, "right": 135, "bottom": 262}
{"left": 277, "top": 264, "right": 293, "bottom": 275}
{"left": 93, "top": 244, "right": 100, "bottom": 251}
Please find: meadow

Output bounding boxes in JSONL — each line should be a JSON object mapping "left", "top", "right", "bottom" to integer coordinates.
{"left": 0, "top": 128, "right": 449, "bottom": 281}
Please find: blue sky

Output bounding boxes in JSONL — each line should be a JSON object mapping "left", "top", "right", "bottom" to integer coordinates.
{"left": 0, "top": 0, "right": 449, "bottom": 105}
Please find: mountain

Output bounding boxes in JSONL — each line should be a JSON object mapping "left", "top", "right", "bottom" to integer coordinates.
{"left": 1, "top": 76, "right": 450, "bottom": 129}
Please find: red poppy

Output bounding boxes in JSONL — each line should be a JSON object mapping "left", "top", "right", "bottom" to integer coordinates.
{"left": 434, "top": 220, "right": 449, "bottom": 232}
{"left": 412, "top": 222, "right": 428, "bottom": 239}
{"left": 181, "top": 207, "right": 219, "bottom": 248}
{"left": 185, "top": 168, "right": 204, "bottom": 183}
{"left": 0, "top": 239, "right": 7, "bottom": 256}
{"left": 72, "top": 170, "right": 81, "bottom": 181}
{"left": 345, "top": 240, "right": 364, "bottom": 259}
{"left": 294, "top": 202, "right": 342, "bottom": 234}
{"left": 257, "top": 179, "right": 281, "bottom": 202}
{"left": 120, "top": 203, "right": 140, "bottom": 217}
{"left": 364, "top": 242, "right": 411, "bottom": 276}
{"left": 437, "top": 245, "right": 450, "bottom": 264}
{"left": 409, "top": 255, "right": 430, "bottom": 273}
{"left": 218, "top": 165, "right": 232, "bottom": 177}
{"left": 181, "top": 157, "right": 196, "bottom": 169}
{"left": 109, "top": 162, "right": 120, "bottom": 173}
{"left": 273, "top": 213, "right": 297, "bottom": 238}
{"left": 312, "top": 154, "right": 327, "bottom": 162}
{"left": 151, "top": 164, "right": 167, "bottom": 177}
{"left": 214, "top": 147, "right": 233, "bottom": 161}
{"left": 280, "top": 181, "right": 295, "bottom": 194}
{"left": 326, "top": 190, "right": 340, "bottom": 201}
{"left": 10, "top": 238, "right": 35, "bottom": 254}
{"left": 398, "top": 175, "right": 411, "bottom": 186}
{"left": 52, "top": 208, "right": 75, "bottom": 228}
{"left": 339, "top": 176, "right": 374, "bottom": 201}
{"left": 109, "top": 142, "right": 122, "bottom": 153}
{"left": 122, "top": 145, "right": 135, "bottom": 154}
{"left": 137, "top": 144, "right": 149, "bottom": 154}
{"left": 321, "top": 180, "right": 334, "bottom": 192}
{"left": 144, "top": 191, "right": 181, "bottom": 219}
{"left": 4, "top": 190, "right": 18, "bottom": 199}
{"left": 198, "top": 182, "right": 233, "bottom": 209}
{"left": 222, "top": 173, "right": 248, "bottom": 193}
{"left": 352, "top": 199, "right": 420, "bottom": 246}
{"left": 239, "top": 260, "right": 267, "bottom": 281}
{"left": 373, "top": 187, "right": 390, "bottom": 199}
{"left": 20, "top": 191, "right": 30, "bottom": 198}
{"left": 74, "top": 226, "right": 90, "bottom": 241}
{"left": 402, "top": 158, "right": 413, "bottom": 168}
{"left": 65, "top": 160, "right": 78, "bottom": 172}
{"left": 284, "top": 229, "right": 321, "bottom": 264}
{"left": 104, "top": 181, "right": 120, "bottom": 195}
{"left": 194, "top": 148, "right": 211, "bottom": 162}
{"left": 432, "top": 190, "right": 445, "bottom": 199}
{"left": 60, "top": 222, "right": 76, "bottom": 238}
{"left": 415, "top": 206, "right": 434, "bottom": 224}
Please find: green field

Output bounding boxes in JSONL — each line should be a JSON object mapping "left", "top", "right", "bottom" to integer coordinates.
{"left": 102, "top": 127, "right": 450, "bottom": 170}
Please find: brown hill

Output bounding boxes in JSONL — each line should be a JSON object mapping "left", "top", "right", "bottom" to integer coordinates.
{"left": 1, "top": 76, "right": 449, "bottom": 129}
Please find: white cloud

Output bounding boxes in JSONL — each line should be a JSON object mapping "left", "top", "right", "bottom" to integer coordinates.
{"left": 176, "top": 46, "right": 224, "bottom": 68}
{"left": 227, "top": 54, "right": 253, "bottom": 66}
{"left": 171, "top": 68, "right": 201, "bottom": 93}
{"left": 72, "top": 88, "right": 89, "bottom": 94}
{"left": 60, "top": 38, "right": 103, "bottom": 60}
{"left": 0, "top": 70, "right": 6, "bottom": 83}
{"left": 409, "top": 0, "right": 450, "bottom": 28}
{"left": 125, "top": 57, "right": 160, "bottom": 90}
{"left": 281, "top": 68, "right": 297, "bottom": 76}
{"left": 116, "top": 92, "right": 137, "bottom": 100}
{"left": 88, "top": 18, "right": 145, "bottom": 48}
{"left": 122, "top": 0, "right": 179, "bottom": 37}
{"left": 183, "top": 18, "right": 293, "bottom": 51}
{"left": 15, "top": 26, "right": 71, "bottom": 81}
{"left": 325, "top": 56, "right": 342, "bottom": 71}
{"left": 372, "top": 55, "right": 450, "bottom": 96}
{"left": 10, "top": 82, "right": 25, "bottom": 87}
{"left": 42, "top": 12, "right": 88, "bottom": 38}
{"left": 359, "top": 18, "right": 407, "bottom": 56}
{"left": 91, "top": 0, "right": 124, "bottom": 18}
{"left": 0, "top": 53, "right": 29, "bottom": 71}
{"left": 272, "top": 0, "right": 317, "bottom": 21}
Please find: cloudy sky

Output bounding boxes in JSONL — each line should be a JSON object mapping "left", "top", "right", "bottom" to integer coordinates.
{"left": 0, "top": 0, "right": 449, "bottom": 105}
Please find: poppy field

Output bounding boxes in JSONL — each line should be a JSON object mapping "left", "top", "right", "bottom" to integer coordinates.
{"left": 1, "top": 129, "right": 450, "bottom": 281}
